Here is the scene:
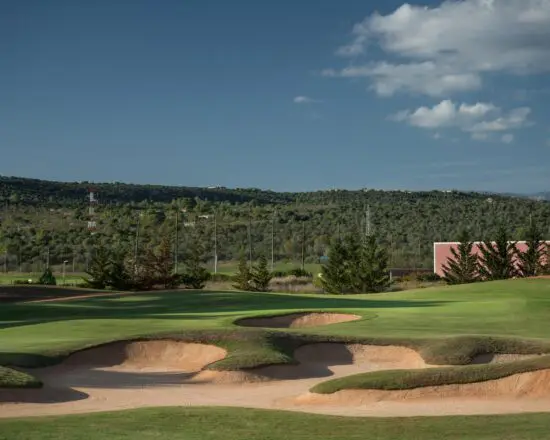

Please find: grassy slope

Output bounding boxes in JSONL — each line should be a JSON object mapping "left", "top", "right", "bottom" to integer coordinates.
{"left": 312, "top": 355, "right": 550, "bottom": 393}
{"left": 0, "top": 367, "right": 41, "bottom": 389}
{"left": 1, "top": 407, "right": 550, "bottom": 440}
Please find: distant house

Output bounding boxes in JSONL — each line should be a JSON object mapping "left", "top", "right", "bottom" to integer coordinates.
{"left": 433, "top": 241, "right": 550, "bottom": 276}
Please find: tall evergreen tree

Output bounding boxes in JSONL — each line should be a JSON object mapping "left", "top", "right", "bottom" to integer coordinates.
{"left": 84, "top": 245, "right": 111, "bottom": 289}
{"left": 356, "top": 234, "right": 391, "bottom": 293}
{"left": 233, "top": 252, "right": 253, "bottom": 291}
{"left": 181, "top": 231, "right": 210, "bottom": 289}
{"left": 517, "top": 220, "right": 545, "bottom": 277}
{"left": 38, "top": 267, "right": 57, "bottom": 285}
{"left": 251, "top": 254, "right": 272, "bottom": 291}
{"left": 478, "top": 225, "right": 518, "bottom": 281}
{"left": 442, "top": 230, "right": 479, "bottom": 284}
{"left": 321, "top": 238, "right": 350, "bottom": 294}
{"left": 146, "top": 234, "right": 178, "bottom": 288}
{"left": 542, "top": 243, "right": 550, "bottom": 276}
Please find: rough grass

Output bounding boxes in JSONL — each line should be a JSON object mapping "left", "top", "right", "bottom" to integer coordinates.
{"left": 1, "top": 407, "right": 550, "bottom": 440}
{"left": 311, "top": 355, "right": 550, "bottom": 394}
{"left": 0, "top": 367, "right": 42, "bottom": 389}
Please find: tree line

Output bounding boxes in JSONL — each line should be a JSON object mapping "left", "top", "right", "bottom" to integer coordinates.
{"left": 442, "top": 221, "right": 550, "bottom": 284}
{"left": 1, "top": 176, "right": 549, "bottom": 273}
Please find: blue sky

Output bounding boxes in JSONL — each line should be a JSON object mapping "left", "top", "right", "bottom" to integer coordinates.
{"left": 3, "top": 0, "right": 549, "bottom": 193}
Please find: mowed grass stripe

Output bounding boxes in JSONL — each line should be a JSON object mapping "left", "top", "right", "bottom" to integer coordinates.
{"left": 1, "top": 407, "right": 549, "bottom": 440}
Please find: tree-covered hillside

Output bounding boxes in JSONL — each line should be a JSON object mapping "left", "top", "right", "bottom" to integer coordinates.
{"left": 0, "top": 176, "right": 548, "bottom": 273}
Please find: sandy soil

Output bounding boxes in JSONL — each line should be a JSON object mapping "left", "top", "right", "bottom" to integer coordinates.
{"left": 236, "top": 313, "right": 361, "bottom": 328}
{"left": 1, "top": 341, "right": 549, "bottom": 419}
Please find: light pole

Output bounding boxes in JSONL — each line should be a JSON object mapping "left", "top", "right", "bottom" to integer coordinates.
{"left": 62, "top": 260, "right": 69, "bottom": 285}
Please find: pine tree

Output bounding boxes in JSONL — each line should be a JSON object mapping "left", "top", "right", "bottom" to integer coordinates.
{"left": 148, "top": 234, "right": 178, "bottom": 288}
{"left": 84, "top": 245, "right": 111, "bottom": 289}
{"left": 356, "top": 234, "right": 391, "bottom": 293}
{"left": 442, "top": 230, "right": 479, "bottom": 285}
{"left": 478, "top": 225, "right": 518, "bottom": 281}
{"left": 233, "top": 252, "right": 253, "bottom": 291}
{"left": 517, "top": 219, "right": 545, "bottom": 277}
{"left": 542, "top": 243, "right": 550, "bottom": 276}
{"left": 342, "top": 232, "right": 362, "bottom": 293}
{"left": 321, "top": 238, "right": 350, "bottom": 294}
{"left": 251, "top": 254, "right": 272, "bottom": 291}
{"left": 181, "top": 232, "right": 210, "bottom": 289}
{"left": 38, "top": 267, "right": 57, "bottom": 285}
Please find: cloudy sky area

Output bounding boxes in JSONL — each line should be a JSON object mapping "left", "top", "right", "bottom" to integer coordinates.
{"left": 3, "top": 0, "right": 549, "bottom": 193}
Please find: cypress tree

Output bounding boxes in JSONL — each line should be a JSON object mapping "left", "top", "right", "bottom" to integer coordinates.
{"left": 478, "top": 225, "right": 518, "bottom": 281}
{"left": 442, "top": 230, "right": 479, "bottom": 284}
{"left": 517, "top": 220, "right": 545, "bottom": 277}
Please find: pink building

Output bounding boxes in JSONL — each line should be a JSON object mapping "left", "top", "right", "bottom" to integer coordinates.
{"left": 433, "top": 241, "right": 550, "bottom": 277}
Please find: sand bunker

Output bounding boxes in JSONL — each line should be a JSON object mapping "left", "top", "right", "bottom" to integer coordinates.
{"left": 2, "top": 341, "right": 550, "bottom": 419}
{"left": 236, "top": 313, "right": 361, "bottom": 328}
{"left": 58, "top": 340, "right": 227, "bottom": 372}
{"left": 472, "top": 353, "right": 545, "bottom": 364}
{"left": 179, "top": 343, "right": 427, "bottom": 384}
{"left": 297, "top": 368, "right": 550, "bottom": 407}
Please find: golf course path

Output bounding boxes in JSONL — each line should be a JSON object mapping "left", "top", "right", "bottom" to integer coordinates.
{"left": 2, "top": 341, "right": 550, "bottom": 418}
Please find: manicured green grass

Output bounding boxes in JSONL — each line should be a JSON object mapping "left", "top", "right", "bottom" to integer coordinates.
{"left": 1, "top": 407, "right": 550, "bottom": 440}
{"left": 1, "top": 279, "right": 550, "bottom": 356}
{"left": 0, "top": 273, "right": 86, "bottom": 286}
{"left": 0, "top": 280, "right": 548, "bottom": 350}
{"left": 311, "top": 354, "right": 550, "bottom": 394}
{"left": 0, "top": 367, "right": 41, "bottom": 389}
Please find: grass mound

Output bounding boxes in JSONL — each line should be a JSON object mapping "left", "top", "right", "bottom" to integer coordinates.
{"left": 311, "top": 355, "right": 550, "bottom": 394}
{"left": 0, "top": 367, "right": 42, "bottom": 389}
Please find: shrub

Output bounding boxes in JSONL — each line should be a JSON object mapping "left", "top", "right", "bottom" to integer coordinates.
{"left": 287, "top": 267, "right": 313, "bottom": 278}
{"left": 38, "top": 268, "right": 56, "bottom": 285}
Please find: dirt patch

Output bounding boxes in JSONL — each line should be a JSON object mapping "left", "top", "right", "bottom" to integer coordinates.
{"left": 296, "top": 369, "right": 550, "bottom": 406}
{"left": 236, "top": 313, "right": 361, "bottom": 328}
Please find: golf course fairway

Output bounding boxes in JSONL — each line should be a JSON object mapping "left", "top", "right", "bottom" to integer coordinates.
{"left": 1, "top": 278, "right": 550, "bottom": 439}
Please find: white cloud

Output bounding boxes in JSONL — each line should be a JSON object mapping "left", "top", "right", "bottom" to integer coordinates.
{"left": 501, "top": 134, "right": 515, "bottom": 144}
{"left": 471, "top": 132, "right": 490, "bottom": 141}
{"left": 293, "top": 96, "right": 320, "bottom": 104}
{"left": 326, "top": 0, "right": 550, "bottom": 97}
{"left": 391, "top": 100, "right": 531, "bottom": 139}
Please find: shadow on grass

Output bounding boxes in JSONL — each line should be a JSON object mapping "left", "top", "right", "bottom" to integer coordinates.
{"left": 0, "top": 290, "right": 451, "bottom": 330}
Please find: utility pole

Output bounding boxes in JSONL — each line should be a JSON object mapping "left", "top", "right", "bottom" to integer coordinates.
{"left": 247, "top": 209, "right": 252, "bottom": 268}
{"left": 213, "top": 213, "right": 218, "bottom": 274}
{"left": 301, "top": 220, "right": 306, "bottom": 270}
{"left": 366, "top": 205, "right": 371, "bottom": 236}
{"left": 174, "top": 209, "right": 179, "bottom": 274}
{"left": 271, "top": 210, "right": 276, "bottom": 272}
{"left": 134, "top": 213, "right": 140, "bottom": 275}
